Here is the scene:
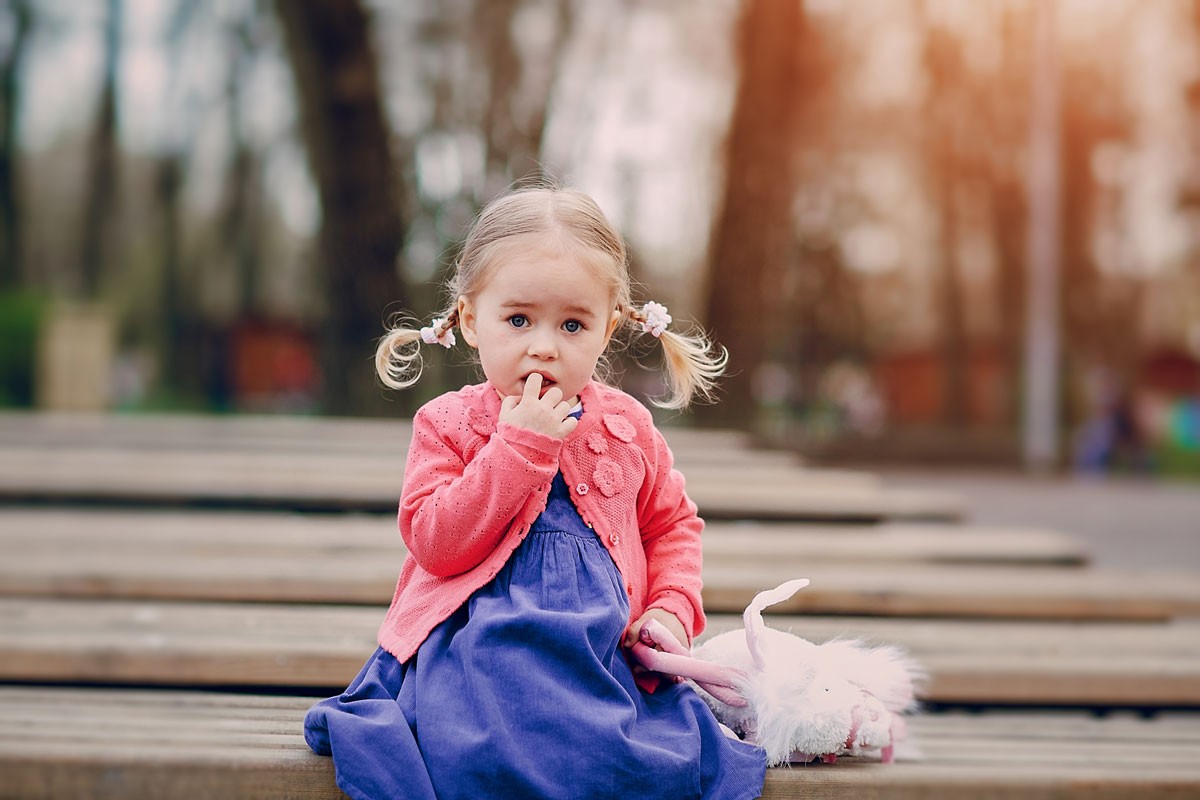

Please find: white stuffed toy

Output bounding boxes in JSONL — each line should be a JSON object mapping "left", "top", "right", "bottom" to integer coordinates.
{"left": 631, "top": 579, "right": 922, "bottom": 767}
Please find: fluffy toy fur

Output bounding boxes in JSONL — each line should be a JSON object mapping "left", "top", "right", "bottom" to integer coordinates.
{"left": 631, "top": 579, "right": 922, "bottom": 766}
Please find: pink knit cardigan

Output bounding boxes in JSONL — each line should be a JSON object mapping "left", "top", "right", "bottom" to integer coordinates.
{"left": 377, "top": 380, "right": 706, "bottom": 666}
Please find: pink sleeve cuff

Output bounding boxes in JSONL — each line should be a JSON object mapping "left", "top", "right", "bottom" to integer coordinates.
{"left": 647, "top": 590, "right": 703, "bottom": 644}
{"left": 496, "top": 422, "right": 564, "bottom": 466}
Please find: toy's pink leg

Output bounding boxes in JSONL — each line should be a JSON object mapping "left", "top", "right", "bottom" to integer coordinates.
{"left": 638, "top": 619, "right": 692, "bottom": 657}
{"left": 629, "top": 642, "right": 750, "bottom": 708}
{"left": 844, "top": 703, "right": 864, "bottom": 752}
{"left": 632, "top": 621, "right": 751, "bottom": 709}
{"left": 881, "top": 714, "right": 902, "bottom": 764}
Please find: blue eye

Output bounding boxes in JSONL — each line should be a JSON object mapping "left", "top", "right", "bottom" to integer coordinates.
{"left": 563, "top": 320, "right": 583, "bottom": 333}
{"left": 508, "top": 315, "right": 528, "bottom": 329}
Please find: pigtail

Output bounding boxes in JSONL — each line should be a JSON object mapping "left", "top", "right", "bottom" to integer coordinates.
{"left": 657, "top": 327, "right": 729, "bottom": 409}
{"left": 624, "top": 302, "right": 728, "bottom": 410}
{"left": 374, "top": 310, "right": 459, "bottom": 390}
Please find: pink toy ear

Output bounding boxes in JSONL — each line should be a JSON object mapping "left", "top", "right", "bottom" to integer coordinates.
{"left": 743, "top": 578, "right": 810, "bottom": 672}
{"left": 632, "top": 620, "right": 750, "bottom": 708}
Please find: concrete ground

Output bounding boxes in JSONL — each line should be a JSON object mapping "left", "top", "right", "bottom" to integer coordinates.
{"left": 874, "top": 468, "right": 1200, "bottom": 571}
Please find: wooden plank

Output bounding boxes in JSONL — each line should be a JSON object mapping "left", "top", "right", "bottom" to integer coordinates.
{"left": 2, "top": 599, "right": 1198, "bottom": 707}
{"left": 0, "top": 446, "right": 959, "bottom": 520}
{"left": 1, "top": 546, "right": 1186, "bottom": 621}
{"left": 1, "top": 511, "right": 1190, "bottom": 620}
{"left": 0, "top": 509, "right": 1089, "bottom": 567}
{"left": 702, "top": 563, "right": 1200, "bottom": 621}
{"left": 704, "top": 614, "right": 1200, "bottom": 706}
{"left": 0, "top": 688, "right": 1196, "bottom": 799}
{"left": 0, "top": 410, "right": 417, "bottom": 454}
{"left": 0, "top": 411, "right": 778, "bottom": 464}
{"left": 0, "top": 446, "right": 863, "bottom": 496}
{"left": 702, "top": 522, "right": 1088, "bottom": 566}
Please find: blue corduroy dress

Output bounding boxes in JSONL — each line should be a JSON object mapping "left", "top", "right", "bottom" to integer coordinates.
{"left": 304, "top": 448, "right": 766, "bottom": 800}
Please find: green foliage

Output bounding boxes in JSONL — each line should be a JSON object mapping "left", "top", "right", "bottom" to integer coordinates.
{"left": 0, "top": 292, "right": 47, "bottom": 407}
{"left": 1155, "top": 444, "right": 1200, "bottom": 479}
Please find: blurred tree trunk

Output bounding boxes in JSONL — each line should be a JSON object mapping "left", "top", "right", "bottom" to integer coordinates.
{"left": 922, "top": 24, "right": 970, "bottom": 427}
{"left": 77, "top": 0, "right": 122, "bottom": 299}
{"left": 1059, "top": 64, "right": 1135, "bottom": 382}
{"left": 222, "top": 11, "right": 265, "bottom": 318}
{"left": 475, "top": 0, "right": 526, "bottom": 191}
{"left": 699, "top": 0, "right": 805, "bottom": 427}
{"left": 990, "top": 4, "right": 1031, "bottom": 429}
{"left": 275, "top": 0, "right": 409, "bottom": 416}
{"left": 992, "top": 178, "right": 1026, "bottom": 425}
{"left": 154, "top": 1, "right": 206, "bottom": 407}
{"left": 0, "top": 0, "right": 32, "bottom": 290}
{"left": 1183, "top": 2, "right": 1200, "bottom": 214}
{"left": 473, "top": 0, "right": 571, "bottom": 193}
{"left": 154, "top": 154, "right": 193, "bottom": 400}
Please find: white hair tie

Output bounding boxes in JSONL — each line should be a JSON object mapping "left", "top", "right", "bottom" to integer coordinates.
{"left": 639, "top": 301, "right": 672, "bottom": 338}
{"left": 419, "top": 317, "right": 456, "bottom": 348}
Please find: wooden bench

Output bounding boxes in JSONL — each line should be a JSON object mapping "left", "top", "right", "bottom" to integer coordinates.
{"left": 0, "top": 444, "right": 964, "bottom": 520}
{"left": 2, "top": 688, "right": 1197, "bottom": 800}
{"left": 3, "top": 597, "right": 1198, "bottom": 707}
{"left": 0, "top": 411, "right": 965, "bottom": 521}
{"left": 3, "top": 412, "right": 1200, "bottom": 798}
{"left": 4, "top": 507, "right": 1197, "bottom": 620}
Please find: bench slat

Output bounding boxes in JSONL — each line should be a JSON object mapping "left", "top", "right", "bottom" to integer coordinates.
{"left": 3, "top": 599, "right": 1198, "bottom": 706}
{"left": 0, "top": 445, "right": 963, "bottom": 521}
{"left": 5, "top": 543, "right": 1190, "bottom": 620}
{"left": 0, "top": 508, "right": 1088, "bottom": 565}
{"left": 0, "top": 411, "right": 758, "bottom": 458}
{"left": 703, "top": 563, "right": 1200, "bottom": 621}
{"left": 7, "top": 509, "right": 1143, "bottom": 622}
{"left": 1, "top": 688, "right": 1196, "bottom": 800}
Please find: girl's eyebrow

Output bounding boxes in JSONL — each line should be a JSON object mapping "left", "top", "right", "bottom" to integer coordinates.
{"left": 499, "top": 300, "right": 599, "bottom": 319}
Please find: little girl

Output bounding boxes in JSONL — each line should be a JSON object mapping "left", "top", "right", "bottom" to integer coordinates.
{"left": 304, "top": 186, "right": 767, "bottom": 799}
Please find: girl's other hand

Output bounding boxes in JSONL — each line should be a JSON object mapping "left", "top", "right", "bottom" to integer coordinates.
{"left": 624, "top": 608, "right": 688, "bottom": 653}
{"left": 499, "top": 373, "right": 579, "bottom": 439}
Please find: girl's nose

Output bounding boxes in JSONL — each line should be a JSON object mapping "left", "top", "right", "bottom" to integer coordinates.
{"left": 526, "top": 329, "right": 558, "bottom": 359}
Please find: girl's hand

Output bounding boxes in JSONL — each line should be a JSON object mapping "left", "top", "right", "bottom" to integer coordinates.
{"left": 499, "top": 373, "right": 578, "bottom": 439}
{"left": 624, "top": 608, "right": 688, "bottom": 653}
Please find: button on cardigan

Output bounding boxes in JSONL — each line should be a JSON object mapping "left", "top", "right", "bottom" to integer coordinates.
{"left": 377, "top": 380, "right": 706, "bottom": 667}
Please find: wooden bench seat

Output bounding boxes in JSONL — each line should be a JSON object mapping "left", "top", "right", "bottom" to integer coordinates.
{"left": 4, "top": 411, "right": 1198, "bottom": 798}
{"left": 0, "top": 412, "right": 818, "bottom": 474}
{"left": 0, "top": 411, "right": 756, "bottom": 458}
{"left": 0, "top": 444, "right": 963, "bottom": 520}
{"left": 1, "top": 687, "right": 1196, "bottom": 799}
{"left": 7, "top": 547, "right": 1193, "bottom": 621}
{"left": 8, "top": 509, "right": 1195, "bottom": 622}
{"left": 0, "top": 409, "right": 963, "bottom": 522}
{"left": 2, "top": 507, "right": 1089, "bottom": 566}
{"left": 3, "top": 598, "right": 1198, "bottom": 707}
{"left": 0, "top": 413, "right": 800, "bottom": 474}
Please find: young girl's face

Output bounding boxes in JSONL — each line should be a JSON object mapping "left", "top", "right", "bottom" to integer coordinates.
{"left": 457, "top": 242, "right": 621, "bottom": 404}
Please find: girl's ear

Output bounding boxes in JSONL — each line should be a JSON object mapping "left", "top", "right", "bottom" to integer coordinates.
{"left": 603, "top": 308, "right": 622, "bottom": 346}
{"left": 457, "top": 296, "right": 478, "bottom": 348}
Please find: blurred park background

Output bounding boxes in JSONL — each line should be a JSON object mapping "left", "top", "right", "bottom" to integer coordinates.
{"left": 3, "top": 5, "right": 1200, "bottom": 791}
{"left": 1, "top": 0, "right": 1198, "bottom": 478}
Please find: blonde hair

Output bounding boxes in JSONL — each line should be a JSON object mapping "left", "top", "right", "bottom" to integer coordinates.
{"left": 375, "top": 186, "right": 726, "bottom": 410}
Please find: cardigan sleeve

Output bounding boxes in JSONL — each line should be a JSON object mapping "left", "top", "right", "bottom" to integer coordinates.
{"left": 399, "top": 402, "right": 562, "bottom": 578}
{"left": 635, "top": 423, "right": 706, "bottom": 643}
